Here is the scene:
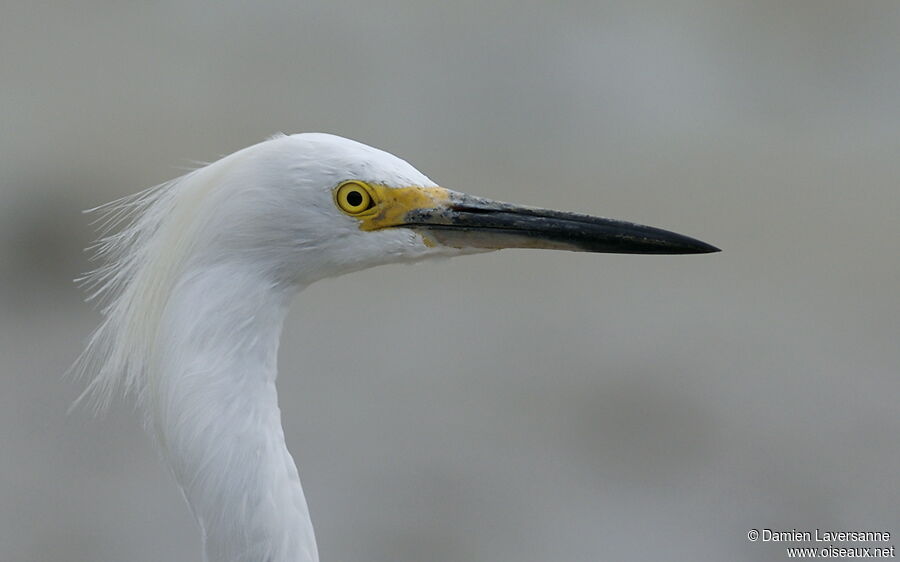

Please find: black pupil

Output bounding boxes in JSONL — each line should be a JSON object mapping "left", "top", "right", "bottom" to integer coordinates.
{"left": 346, "top": 190, "right": 364, "bottom": 207}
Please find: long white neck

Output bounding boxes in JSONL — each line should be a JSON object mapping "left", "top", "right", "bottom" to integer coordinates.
{"left": 152, "top": 263, "right": 317, "bottom": 562}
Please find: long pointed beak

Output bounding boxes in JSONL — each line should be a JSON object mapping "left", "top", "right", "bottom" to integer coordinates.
{"left": 400, "top": 192, "right": 720, "bottom": 255}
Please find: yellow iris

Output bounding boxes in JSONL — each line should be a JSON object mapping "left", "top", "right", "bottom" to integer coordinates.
{"left": 334, "top": 181, "right": 374, "bottom": 215}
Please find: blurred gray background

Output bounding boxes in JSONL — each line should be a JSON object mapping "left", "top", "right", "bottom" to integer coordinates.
{"left": 2, "top": 1, "right": 898, "bottom": 561}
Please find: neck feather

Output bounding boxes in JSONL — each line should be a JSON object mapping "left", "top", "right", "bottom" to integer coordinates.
{"left": 153, "top": 264, "right": 317, "bottom": 562}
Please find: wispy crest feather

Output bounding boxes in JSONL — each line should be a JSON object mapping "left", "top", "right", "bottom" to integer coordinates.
{"left": 70, "top": 166, "right": 211, "bottom": 413}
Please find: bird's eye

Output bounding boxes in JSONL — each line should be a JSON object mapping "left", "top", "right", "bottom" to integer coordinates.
{"left": 335, "top": 181, "right": 375, "bottom": 215}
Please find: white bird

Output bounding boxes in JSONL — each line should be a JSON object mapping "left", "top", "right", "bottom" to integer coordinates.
{"left": 73, "top": 133, "right": 717, "bottom": 562}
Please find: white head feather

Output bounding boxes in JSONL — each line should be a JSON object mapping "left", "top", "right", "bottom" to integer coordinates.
{"left": 73, "top": 133, "right": 452, "bottom": 415}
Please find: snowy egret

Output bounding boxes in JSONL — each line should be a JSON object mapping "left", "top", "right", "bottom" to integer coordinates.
{"left": 73, "top": 133, "right": 718, "bottom": 562}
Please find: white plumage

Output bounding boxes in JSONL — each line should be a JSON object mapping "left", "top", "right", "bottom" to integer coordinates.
{"left": 73, "top": 133, "right": 717, "bottom": 562}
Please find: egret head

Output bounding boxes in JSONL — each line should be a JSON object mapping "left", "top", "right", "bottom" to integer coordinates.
{"left": 187, "top": 133, "right": 717, "bottom": 287}
{"left": 75, "top": 132, "right": 717, "bottom": 412}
